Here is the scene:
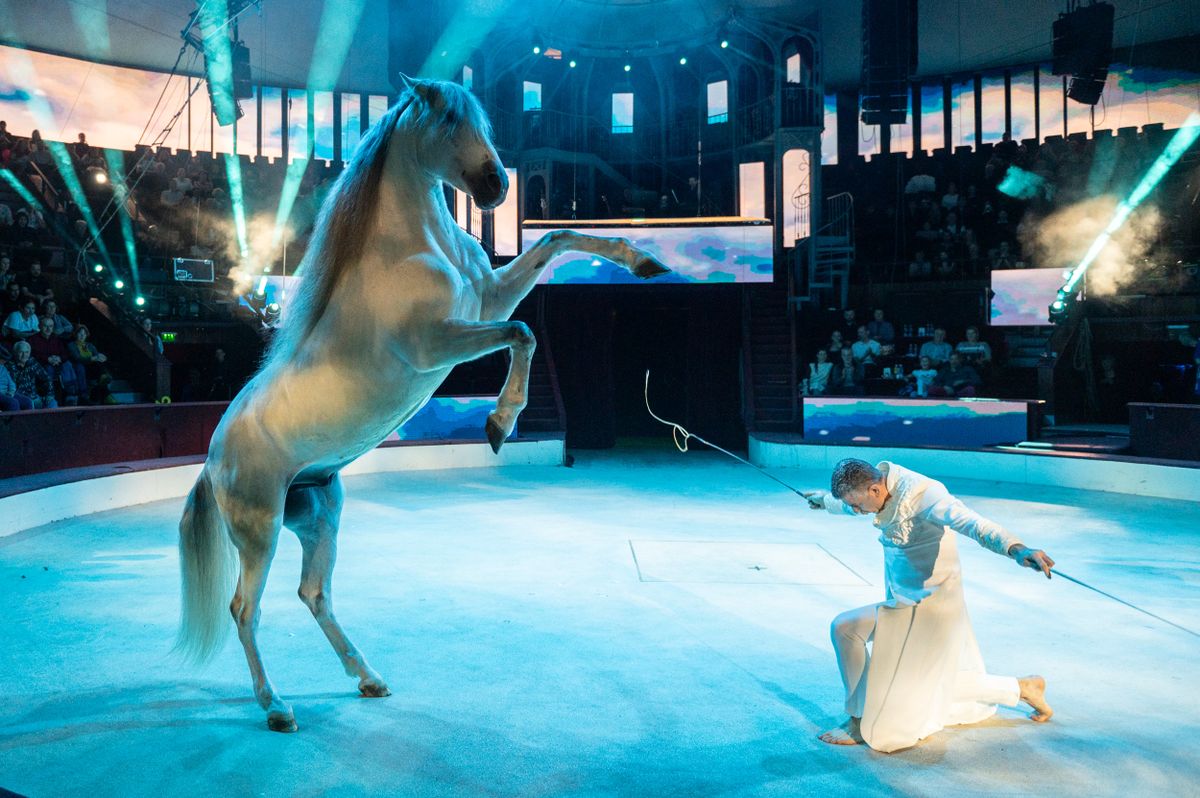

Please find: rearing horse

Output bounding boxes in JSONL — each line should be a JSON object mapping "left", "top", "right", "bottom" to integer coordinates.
{"left": 177, "top": 76, "right": 669, "bottom": 732}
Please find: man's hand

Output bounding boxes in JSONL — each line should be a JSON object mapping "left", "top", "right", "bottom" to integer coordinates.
{"left": 801, "top": 490, "right": 826, "bottom": 511}
{"left": 1010, "top": 545, "right": 1054, "bottom": 579}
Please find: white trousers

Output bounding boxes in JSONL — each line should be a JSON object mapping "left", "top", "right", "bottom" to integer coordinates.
{"left": 831, "top": 602, "right": 1020, "bottom": 718}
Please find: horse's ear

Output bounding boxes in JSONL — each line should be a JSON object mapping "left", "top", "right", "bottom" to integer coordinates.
{"left": 398, "top": 72, "right": 415, "bottom": 92}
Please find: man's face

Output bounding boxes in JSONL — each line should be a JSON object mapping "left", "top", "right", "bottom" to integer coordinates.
{"left": 39, "top": 318, "right": 53, "bottom": 336}
{"left": 15, "top": 347, "right": 29, "bottom": 364}
{"left": 843, "top": 310, "right": 855, "bottom": 322}
{"left": 934, "top": 329, "right": 945, "bottom": 342}
{"left": 950, "top": 354, "right": 962, "bottom": 368}
{"left": 30, "top": 262, "right": 40, "bottom": 275}
{"left": 20, "top": 302, "right": 35, "bottom": 319}
{"left": 45, "top": 301, "right": 56, "bottom": 315}
{"left": 857, "top": 326, "right": 869, "bottom": 341}
{"left": 840, "top": 483, "right": 887, "bottom": 514}
{"left": 874, "top": 309, "right": 884, "bottom": 322}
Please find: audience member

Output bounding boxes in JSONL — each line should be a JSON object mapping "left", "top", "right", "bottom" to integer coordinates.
{"left": 837, "top": 308, "right": 859, "bottom": 340}
{"left": 851, "top": 326, "right": 881, "bottom": 368}
{"left": 20, "top": 260, "right": 52, "bottom": 304}
{"left": 28, "top": 316, "right": 76, "bottom": 404}
{"left": 0, "top": 255, "right": 12, "bottom": 290}
{"left": 929, "top": 352, "right": 981, "bottom": 398}
{"left": 0, "top": 349, "right": 30, "bottom": 410}
{"left": 905, "top": 355, "right": 939, "bottom": 398}
{"left": 4, "top": 297, "right": 39, "bottom": 341}
{"left": 40, "top": 299, "right": 74, "bottom": 338}
{"left": 208, "top": 346, "right": 232, "bottom": 400}
{"left": 830, "top": 346, "right": 863, "bottom": 395}
{"left": 6, "top": 340, "right": 56, "bottom": 408}
{"left": 955, "top": 326, "right": 993, "bottom": 369}
{"left": 826, "top": 329, "right": 845, "bottom": 357}
{"left": 1, "top": 280, "right": 22, "bottom": 317}
{"left": 806, "top": 349, "right": 832, "bottom": 396}
{"left": 919, "top": 327, "right": 953, "bottom": 366}
{"left": 908, "top": 250, "right": 932, "bottom": 279}
{"left": 67, "top": 324, "right": 108, "bottom": 402}
{"left": 867, "top": 308, "right": 895, "bottom": 345}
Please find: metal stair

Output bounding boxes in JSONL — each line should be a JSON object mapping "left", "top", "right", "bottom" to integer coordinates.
{"left": 743, "top": 283, "right": 798, "bottom": 431}
{"left": 793, "top": 192, "right": 854, "bottom": 309}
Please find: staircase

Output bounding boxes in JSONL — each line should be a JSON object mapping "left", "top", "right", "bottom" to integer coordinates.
{"left": 743, "top": 282, "right": 798, "bottom": 431}
{"left": 793, "top": 192, "right": 854, "bottom": 309}
{"left": 515, "top": 329, "right": 566, "bottom": 434}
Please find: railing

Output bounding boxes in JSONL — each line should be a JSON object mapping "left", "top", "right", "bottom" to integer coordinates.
{"left": 735, "top": 98, "right": 775, "bottom": 146}
{"left": 818, "top": 192, "right": 854, "bottom": 240}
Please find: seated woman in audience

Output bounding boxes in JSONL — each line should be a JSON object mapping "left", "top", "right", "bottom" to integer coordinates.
{"left": 6, "top": 340, "right": 56, "bottom": 408}
{"left": 830, "top": 346, "right": 863, "bottom": 396}
{"left": 826, "top": 330, "right": 845, "bottom": 358}
{"left": 67, "top": 324, "right": 108, "bottom": 402}
{"left": 807, "top": 348, "right": 832, "bottom": 396}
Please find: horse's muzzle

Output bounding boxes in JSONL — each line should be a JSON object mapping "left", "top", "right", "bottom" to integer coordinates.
{"left": 466, "top": 166, "right": 508, "bottom": 210}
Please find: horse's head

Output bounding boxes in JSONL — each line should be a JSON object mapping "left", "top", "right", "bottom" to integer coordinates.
{"left": 397, "top": 75, "right": 508, "bottom": 210}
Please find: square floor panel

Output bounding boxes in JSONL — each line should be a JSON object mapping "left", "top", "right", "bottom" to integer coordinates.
{"left": 630, "top": 540, "right": 870, "bottom": 585}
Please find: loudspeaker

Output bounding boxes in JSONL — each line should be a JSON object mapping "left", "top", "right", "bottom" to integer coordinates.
{"left": 860, "top": 0, "right": 917, "bottom": 125}
{"left": 232, "top": 42, "right": 253, "bottom": 100}
{"left": 1051, "top": 2, "right": 1114, "bottom": 106}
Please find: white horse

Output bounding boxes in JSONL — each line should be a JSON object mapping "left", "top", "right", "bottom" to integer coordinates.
{"left": 177, "top": 76, "right": 669, "bottom": 732}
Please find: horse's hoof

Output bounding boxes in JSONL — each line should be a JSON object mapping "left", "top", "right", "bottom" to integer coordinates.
{"left": 267, "top": 712, "right": 298, "bottom": 733}
{"left": 633, "top": 256, "right": 670, "bottom": 279}
{"left": 359, "top": 681, "right": 392, "bottom": 698}
{"left": 486, "top": 416, "right": 507, "bottom": 454}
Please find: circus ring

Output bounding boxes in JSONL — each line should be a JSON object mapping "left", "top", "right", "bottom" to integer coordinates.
{"left": 1, "top": 418, "right": 1197, "bottom": 796}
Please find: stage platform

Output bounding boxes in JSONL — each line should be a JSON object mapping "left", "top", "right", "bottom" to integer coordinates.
{"left": 0, "top": 445, "right": 1196, "bottom": 797}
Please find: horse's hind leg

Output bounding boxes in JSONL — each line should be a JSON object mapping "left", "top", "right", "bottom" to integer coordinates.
{"left": 224, "top": 494, "right": 296, "bottom": 732}
{"left": 284, "top": 477, "right": 390, "bottom": 698}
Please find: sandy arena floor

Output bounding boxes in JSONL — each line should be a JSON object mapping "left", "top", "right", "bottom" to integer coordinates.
{"left": 1, "top": 447, "right": 1197, "bottom": 797}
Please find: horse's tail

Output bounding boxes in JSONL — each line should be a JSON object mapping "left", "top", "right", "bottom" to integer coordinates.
{"left": 175, "top": 467, "right": 236, "bottom": 664}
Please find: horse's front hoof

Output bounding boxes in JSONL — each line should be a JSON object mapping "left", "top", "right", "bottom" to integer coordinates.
{"left": 633, "top": 256, "right": 670, "bottom": 279}
{"left": 486, "top": 416, "right": 507, "bottom": 454}
{"left": 359, "top": 680, "right": 392, "bottom": 698}
{"left": 267, "top": 712, "right": 298, "bottom": 733}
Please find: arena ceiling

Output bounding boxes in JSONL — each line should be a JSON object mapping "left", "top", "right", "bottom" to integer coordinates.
{"left": 2, "top": 0, "right": 1196, "bottom": 93}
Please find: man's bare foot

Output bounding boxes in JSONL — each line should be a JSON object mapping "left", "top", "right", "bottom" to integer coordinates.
{"left": 818, "top": 716, "right": 863, "bottom": 746}
{"left": 1018, "top": 675, "right": 1053, "bottom": 722}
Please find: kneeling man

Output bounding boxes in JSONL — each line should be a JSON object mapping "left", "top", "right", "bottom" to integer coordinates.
{"left": 804, "top": 458, "right": 1054, "bottom": 752}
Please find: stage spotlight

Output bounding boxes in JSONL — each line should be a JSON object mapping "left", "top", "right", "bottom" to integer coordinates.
{"left": 679, "top": 56, "right": 687, "bottom": 65}
{"left": 93, "top": 263, "right": 104, "bottom": 273}
{"left": 94, "top": 171, "right": 108, "bottom": 185}
{"left": 114, "top": 279, "right": 125, "bottom": 290}
{"left": 533, "top": 44, "right": 541, "bottom": 55}
{"left": 720, "top": 39, "right": 729, "bottom": 49}
{"left": 569, "top": 59, "right": 577, "bottom": 68}
{"left": 135, "top": 295, "right": 146, "bottom": 307}
{"left": 624, "top": 62, "right": 631, "bottom": 72}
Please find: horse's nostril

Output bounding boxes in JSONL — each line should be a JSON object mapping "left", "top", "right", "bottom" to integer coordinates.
{"left": 485, "top": 172, "right": 502, "bottom": 192}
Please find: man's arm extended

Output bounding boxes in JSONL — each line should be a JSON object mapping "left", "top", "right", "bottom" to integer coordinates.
{"left": 801, "top": 490, "right": 858, "bottom": 516}
{"left": 927, "top": 494, "right": 1054, "bottom": 578}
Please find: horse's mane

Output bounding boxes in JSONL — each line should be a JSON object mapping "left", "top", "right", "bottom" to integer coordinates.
{"left": 263, "top": 80, "right": 492, "bottom": 365}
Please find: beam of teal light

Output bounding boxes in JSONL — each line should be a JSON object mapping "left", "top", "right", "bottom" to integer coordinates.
{"left": 68, "top": 1, "right": 112, "bottom": 59}
{"left": 223, "top": 153, "right": 249, "bottom": 258}
{"left": 0, "top": 168, "right": 46, "bottom": 212}
{"left": 1059, "top": 113, "right": 1200, "bottom": 297}
{"left": 197, "top": 0, "right": 238, "bottom": 128}
{"left": 420, "top": 0, "right": 514, "bottom": 79}
{"left": 103, "top": 149, "right": 139, "bottom": 289}
{"left": 45, "top": 140, "right": 115, "bottom": 269}
{"left": 270, "top": 0, "right": 367, "bottom": 257}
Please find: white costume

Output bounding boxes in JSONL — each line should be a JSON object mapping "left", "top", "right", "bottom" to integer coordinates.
{"left": 822, "top": 462, "right": 1023, "bottom": 752}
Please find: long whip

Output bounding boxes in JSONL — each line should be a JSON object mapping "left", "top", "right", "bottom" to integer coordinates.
{"left": 643, "top": 370, "right": 1200, "bottom": 639}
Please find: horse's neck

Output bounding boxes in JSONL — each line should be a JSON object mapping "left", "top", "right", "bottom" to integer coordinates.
{"left": 375, "top": 143, "right": 457, "bottom": 252}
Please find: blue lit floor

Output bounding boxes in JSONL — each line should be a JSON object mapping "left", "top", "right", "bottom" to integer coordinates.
{"left": 1, "top": 448, "right": 1197, "bottom": 797}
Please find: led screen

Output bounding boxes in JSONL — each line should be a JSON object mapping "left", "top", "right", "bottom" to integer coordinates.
{"left": 804, "top": 397, "right": 1031, "bottom": 447}
{"left": 522, "top": 220, "right": 773, "bottom": 284}
{"left": 990, "top": 268, "right": 1064, "bottom": 326}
